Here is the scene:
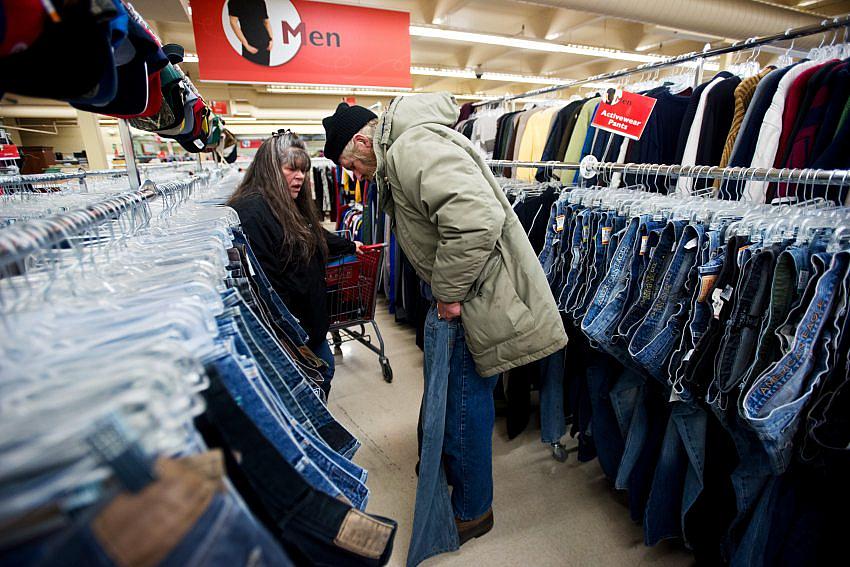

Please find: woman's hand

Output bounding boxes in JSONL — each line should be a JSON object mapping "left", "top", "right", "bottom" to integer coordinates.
{"left": 244, "top": 44, "right": 259, "bottom": 54}
{"left": 354, "top": 241, "right": 365, "bottom": 255}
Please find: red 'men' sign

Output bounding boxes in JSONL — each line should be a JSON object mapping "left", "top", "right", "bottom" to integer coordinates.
{"left": 191, "top": 0, "right": 411, "bottom": 88}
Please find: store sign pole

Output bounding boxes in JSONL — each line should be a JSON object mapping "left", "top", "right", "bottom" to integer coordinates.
{"left": 118, "top": 119, "right": 140, "bottom": 191}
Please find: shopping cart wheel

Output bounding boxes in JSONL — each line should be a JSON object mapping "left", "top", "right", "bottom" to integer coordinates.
{"left": 550, "top": 441, "right": 568, "bottom": 463}
{"left": 332, "top": 331, "right": 343, "bottom": 355}
{"left": 380, "top": 357, "right": 393, "bottom": 383}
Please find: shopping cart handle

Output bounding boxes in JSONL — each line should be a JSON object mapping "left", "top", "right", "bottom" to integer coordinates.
{"left": 359, "top": 243, "right": 388, "bottom": 251}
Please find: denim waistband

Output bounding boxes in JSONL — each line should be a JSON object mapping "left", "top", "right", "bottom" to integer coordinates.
{"left": 804, "top": 258, "right": 850, "bottom": 454}
{"left": 629, "top": 221, "right": 700, "bottom": 383}
{"left": 679, "top": 235, "right": 751, "bottom": 399}
{"left": 714, "top": 243, "right": 784, "bottom": 397}
{"left": 582, "top": 215, "right": 644, "bottom": 350}
{"left": 739, "top": 245, "right": 812, "bottom": 395}
{"left": 741, "top": 251, "right": 848, "bottom": 474}
{"left": 617, "top": 220, "right": 676, "bottom": 342}
{"left": 668, "top": 230, "right": 726, "bottom": 398}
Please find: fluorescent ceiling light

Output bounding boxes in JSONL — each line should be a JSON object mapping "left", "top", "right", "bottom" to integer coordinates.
{"left": 265, "top": 83, "right": 496, "bottom": 102}
{"left": 225, "top": 116, "right": 322, "bottom": 124}
{"left": 411, "top": 66, "right": 566, "bottom": 85}
{"left": 410, "top": 25, "right": 664, "bottom": 64}
{"left": 183, "top": 52, "right": 199, "bottom": 63}
{"left": 635, "top": 42, "right": 660, "bottom": 52}
{"left": 266, "top": 84, "right": 414, "bottom": 97}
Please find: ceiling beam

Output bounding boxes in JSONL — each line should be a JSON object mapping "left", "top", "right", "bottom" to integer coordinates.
{"left": 432, "top": 0, "right": 474, "bottom": 23}
{"left": 412, "top": 75, "right": 454, "bottom": 89}
{"left": 526, "top": 7, "right": 561, "bottom": 39}
{"left": 545, "top": 14, "right": 606, "bottom": 41}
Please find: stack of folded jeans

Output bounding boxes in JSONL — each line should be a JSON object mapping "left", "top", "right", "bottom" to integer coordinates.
{"left": 539, "top": 188, "right": 850, "bottom": 566}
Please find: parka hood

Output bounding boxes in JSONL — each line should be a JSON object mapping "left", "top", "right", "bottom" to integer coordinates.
{"left": 374, "top": 92, "right": 460, "bottom": 216}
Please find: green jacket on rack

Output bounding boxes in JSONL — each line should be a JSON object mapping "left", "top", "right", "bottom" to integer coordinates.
{"left": 373, "top": 92, "right": 567, "bottom": 377}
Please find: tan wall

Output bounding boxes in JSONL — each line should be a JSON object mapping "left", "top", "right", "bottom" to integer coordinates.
{"left": 18, "top": 126, "right": 85, "bottom": 155}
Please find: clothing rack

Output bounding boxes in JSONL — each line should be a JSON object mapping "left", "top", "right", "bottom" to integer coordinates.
{"left": 0, "top": 171, "right": 212, "bottom": 265}
{"left": 472, "top": 15, "right": 850, "bottom": 107}
{"left": 485, "top": 159, "right": 850, "bottom": 187}
{"left": 0, "top": 161, "right": 214, "bottom": 193}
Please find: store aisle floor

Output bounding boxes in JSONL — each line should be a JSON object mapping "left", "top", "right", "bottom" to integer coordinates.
{"left": 329, "top": 301, "right": 695, "bottom": 567}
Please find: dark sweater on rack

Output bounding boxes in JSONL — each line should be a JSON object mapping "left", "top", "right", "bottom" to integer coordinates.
{"left": 231, "top": 194, "right": 355, "bottom": 349}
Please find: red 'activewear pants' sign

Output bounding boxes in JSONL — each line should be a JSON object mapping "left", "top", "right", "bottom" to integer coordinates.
{"left": 191, "top": 0, "right": 411, "bottom": 88}
{"left": 211, "top": 101, "right": 229, "bottom": 115}
{"left": 591, "top": 89, "right": 657, "bottom": 141}
{"left": 0, "top": 144, "right": 20, "bottom": 159}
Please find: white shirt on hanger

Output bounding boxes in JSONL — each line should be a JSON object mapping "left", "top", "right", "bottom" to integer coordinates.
{"left": 743, "top": 59, "right": 822, "bottom": 203}
{"left": 472, "top": 110, "right": 500, "bottom": 158}
{"left": 676, "top": 75, "right": 726, "bottom": 195}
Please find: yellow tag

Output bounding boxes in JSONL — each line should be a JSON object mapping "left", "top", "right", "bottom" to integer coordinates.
{"left": 698, "top": 273, "right": 718, "bottom": 303}
{"left": 555, "top": 215, "right": 565, "bottom": 233}
{"left": 601, "top": 227, "right": 612, "bottom": 245}
{"left": 640, "top": 235, "right": 649, "bottom": 255}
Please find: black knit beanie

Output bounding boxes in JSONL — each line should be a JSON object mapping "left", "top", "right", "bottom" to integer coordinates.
{"left": 322, "top": 103, "right": 378, "bottom": 165}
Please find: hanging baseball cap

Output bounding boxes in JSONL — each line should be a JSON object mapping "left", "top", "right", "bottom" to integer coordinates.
{"left": 175, "top": 102, "right": 210, "bottom": 153}
{"left": 221, "top": 129, "right": 238, "bottom": 163}
{"left": 0, "top": 0, "right": 47, "bottom": 57}
{"left": 0, "top": 3, "right": 114, "bottom": 100}
{"left": 72, "top": 12, "right": 167, "bottom": 117}
{"left": 129, "top": 59, "right": 186, "bottom": 132}
{"left": 204, "top": 116, "right": 223, "bottom": 150}
{"left": 322, "top": 102, "right": 377, "bottom": 164}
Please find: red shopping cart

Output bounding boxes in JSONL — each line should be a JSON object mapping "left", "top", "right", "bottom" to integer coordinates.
{"left": 326, "top": 243, "right": 392, "bottom": 382}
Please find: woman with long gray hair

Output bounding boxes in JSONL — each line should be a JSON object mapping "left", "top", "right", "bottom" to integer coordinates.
{"left": 228, "top": 130, "right": 362, "bottom": 395}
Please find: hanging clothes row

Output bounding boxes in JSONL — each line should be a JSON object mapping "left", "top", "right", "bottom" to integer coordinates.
{"left": 496, "top": 178, "right": 568, "bottom": 453}
{"left": 536, "top": 179, "right": 850, "bottom": 565}
{"left": 463, "top": 44, "right": 850, "bottom": 203}
{"left": 0, "top": 170, "right": 398, "bottom": 566}
{"left": 311, "top": 159, "right": 336, "bottom": 221}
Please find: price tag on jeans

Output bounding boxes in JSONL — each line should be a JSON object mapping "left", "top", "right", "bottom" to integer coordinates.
{"left": 711, "top": 288, "right": 725, "bottom": 319}
{"left": 601, "top": 226, "right": 612, "bottom": 245}
{"left": 556, "top": 215, "right": 565, "bottom": 233}
{"left": 640, "top": 235, "right": 649, "bottom": 255}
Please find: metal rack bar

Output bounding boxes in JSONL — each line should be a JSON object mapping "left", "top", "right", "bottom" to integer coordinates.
{"left": 472, "top": 15, "right": 850, "bottom": 107}
{"left": 484, "top": 160, "right": 850, "bottom": 186}
{"left": 0, "top": 172, "right": 209, "bottom": 265}
{"left": 0, "top": 161, "right": 213, "bottom": 190}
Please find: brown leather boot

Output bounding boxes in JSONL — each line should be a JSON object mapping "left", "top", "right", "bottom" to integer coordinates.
{"left": 455, "top": 508, "right": 494, "bottom": 546}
